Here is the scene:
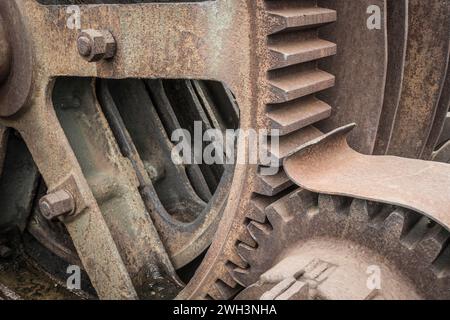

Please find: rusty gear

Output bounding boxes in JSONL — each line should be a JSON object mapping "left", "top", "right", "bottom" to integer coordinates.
{"left": 233, "top": 190, "right": 450, "bottom": 299}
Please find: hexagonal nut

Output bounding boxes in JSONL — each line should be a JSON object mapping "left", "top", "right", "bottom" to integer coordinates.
{"left": 78, "top": 29, "right": 116, "bottom": 62}
{"left": 39, "top": 190, "right": 75, "bottom": 220}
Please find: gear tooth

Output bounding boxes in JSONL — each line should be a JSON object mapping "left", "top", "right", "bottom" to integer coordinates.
{"left": 433, "top": 242, "right": 450, "bottom": 278}
{"left": 247, "top": 221, "right": 272, "bottom": 243}
{"left": 369, "top": 204, "right": 396, "bottom": 228}
{"left": 288, "top": 188, "right": 317, "bottom": 211}
{"left": 254, "top": 168, "right": 293, "bottom": 196}
{"left": 267, "top": 6, "right": 337, "bottom": 34}
{"left": 267, "top": 96, "right": 332, "bottom": 135}
{"left": 318, "top": 194, "right": 350, "bottom": 215}
{"left": 222, "top": 263, "right": 240, "bottom": 288}
{"left": 237, "top": 242, "right": 258, "bottom": 265}
{"left": 349, "top": 199, "right": 370, "bottom": 222}
{"left": 266, "top": 201, "right": 293, "bottom": 230}
{"left": 232, "top": 267, "right": 258, "bottom": 288}
{"left": 207, "top": 283, "right": 225, "bottom": 300}
{"left": 248, "top": 195, "right": 273, "bottom": 223}
{"left": 318, "top": 194, "right": 333, "bottom": 212}
{"left": 402, "top": 216, "right": 433, "bottom": 249}
{"left": 238, "top": 229, "right": 257, "bottom": 248}
{"left": 415, "top": 225, "right": 450, "bottom": 264}
{"left": 228, "top": 247, "right": 249, "bottom": 269}
{"left": 214, "top": 279, "right": 240, "bottom": 299}
{"left": 382, "top": 209, "right": 407, "bottom": 239}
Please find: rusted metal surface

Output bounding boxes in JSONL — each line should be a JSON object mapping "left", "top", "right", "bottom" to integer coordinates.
{"left": 1, "top": 81, "right": 139, "bottom": 299}
{"left": 0, "top": 0, "right": 255, "bottom": 299}
{"left": 317, "top": 0, "right": 387, "bottom": 154}
{"left": 13, "top": 0, "right": 250, "bottom": 88}
{"left": 97, "top": 78, "right": 236, "bottom": 269}
{"left": 284, "top": 124, "right": 450, "bottom": 231}
{"left": 383, "top": 0, "right": 450, "bottom": 159}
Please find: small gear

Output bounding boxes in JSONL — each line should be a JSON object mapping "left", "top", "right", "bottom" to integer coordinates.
{"left": 233, "top": 189, "right": 450, "bottom": 300}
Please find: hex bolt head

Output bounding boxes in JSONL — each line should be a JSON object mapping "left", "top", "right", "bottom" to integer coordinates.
{"left": 77, "top": 36, "right": 92, "bottom": 57}
{"left": 77, "top": 29, "right": 116, "bottom": 62}
{"left": 39, "top": 190, "right": 75, "bottom": 220}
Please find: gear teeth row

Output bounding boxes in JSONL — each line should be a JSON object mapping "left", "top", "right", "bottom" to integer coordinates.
{"left": 263, "top": 0, "right": 337, "bottom": 181}
{"left": 237, "top": 191, "right": 450, "bottom": 298}
{"left": 206, "top": 0, "right": 337, "bottom": 300}
{"left": 324, "top": 196, "right": 450, "bottom": 282}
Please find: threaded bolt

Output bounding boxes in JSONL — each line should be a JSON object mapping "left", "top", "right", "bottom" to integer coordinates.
{"left": 39, "top": 190, "right": 75, "bottom": 220}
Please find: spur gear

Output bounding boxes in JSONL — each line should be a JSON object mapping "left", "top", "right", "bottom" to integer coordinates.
{"left": 233, "top": 189, "right": 450, "bottom": 300}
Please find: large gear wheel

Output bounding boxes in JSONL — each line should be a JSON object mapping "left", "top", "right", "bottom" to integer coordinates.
{"left": 180, "top": 0, "right": 450, "bottom": 301}
{"left": 233, "top": 190, "right": 450, "bottom": 300}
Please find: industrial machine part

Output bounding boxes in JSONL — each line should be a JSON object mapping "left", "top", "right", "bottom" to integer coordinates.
{"left": 0, "top": 0, "right": 449, "bottom": 300}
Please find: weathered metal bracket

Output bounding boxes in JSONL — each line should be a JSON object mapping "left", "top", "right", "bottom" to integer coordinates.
{"left": 284, "top": 124, "right": 450, "bottom": 231}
